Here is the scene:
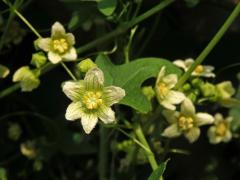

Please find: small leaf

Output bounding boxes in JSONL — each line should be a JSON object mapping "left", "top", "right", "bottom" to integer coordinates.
{"left": 96, "top": 54, "right": 181, "bottom": 113}
{"left": 148, "top": 160, "right": 169, "bottom": 180}
{"left": 97, "top": 0, "right": 117, "bottom": 16}
{"left": 0, "top": 64, "right": 9, "bottom": 78}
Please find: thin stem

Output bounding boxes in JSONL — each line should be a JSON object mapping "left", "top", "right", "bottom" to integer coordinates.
{"left": 117, "top": 127, "right": 151, "bottom": 153}
{"left": 124, "top": 26, "right": 137, "bottom": 63}
{"left": 134, "top": 124, "right": 158, "bottom": 170}
{"left": 175, "top": 2, "right": 240, "bottom": 89}
{"left": 60, "top": 62, "right": 77, "bottom": 81}
{"left": 2, "top": 0, "right": 42, "bottom": 38}
{"left": 13, "top": 9, "right": 42, "bottom": 38}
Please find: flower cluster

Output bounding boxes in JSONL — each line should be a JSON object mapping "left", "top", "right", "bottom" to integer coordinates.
{"left": 156, "top": 59, "right": 236, "bottom": 144}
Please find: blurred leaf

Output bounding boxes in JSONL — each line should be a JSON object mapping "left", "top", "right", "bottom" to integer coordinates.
{"left": 0, "top": 64, "right": 9, "bottom": 78}
{"left": 230, "top": 74, "right": 240, "bottom": 131}
{"left": 148, "top": 160, "right": 169, "bottom": 180}
{"left": 96, "top": 54, "right": 181, "bottom": 113}
{"left": 184, "top": 0, "right": 200, "bottom": 8}
{"left": 97, "top": 0, "right": 117, "bottom": 16}
{"left": 0, "top": 168, "right": 7, "bottom": 180}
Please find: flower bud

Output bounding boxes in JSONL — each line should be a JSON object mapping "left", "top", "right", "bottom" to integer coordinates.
{"left": 142, "top": 86, "right": 155, "bottom": 101}
{"left": 13, "top": 66, "right": 40, "bottom": 92}
{"left": 20, "top": 141, "right": 38, "bottom": 159}
{"left": 0, "top": 64, "right": 9, "bottom": 78}
{"left": 77, "top": 58, "right": 97, "bottom": 73}
{"left": 191, "top": 78, "right": 204, "bottom": 88}
{"left": 31, "top": 52, "right": 47, "bottom": 68}
{"left": 216, "top": 81, "right": 235, "bottom": 99}
{"left": 200, "top": 82, "right": 216, "bottom": 97}
{"left": 8, "top": 123, "right": 22, "bottom": 141}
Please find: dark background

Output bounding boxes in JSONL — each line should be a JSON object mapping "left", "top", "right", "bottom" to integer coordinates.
{"left": 0, "top": 0, "right": 240, "bottom": 179}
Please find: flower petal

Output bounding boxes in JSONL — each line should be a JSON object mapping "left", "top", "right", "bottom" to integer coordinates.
{"left": 84, "top": 67, "right": 104, "bottom": 90}
{"left": 51, "top": 22, "right": 66, "bottom": 37}
{"left": 65, "top": 33, "right": 75, "bottom": 46}
{"left": 81, "top": 114, "right": 98, "bottom": 134}
{"left": 163, "top": 74, "right": 178, "bottom": 89}
{"left": 184, "top": 127, "right": 200, "bottom": 143}
{"left": 173, "top": 60, "right": 187, "bottom": 71}
{"left": 98, "top": 106, "right": 115, "bottom": 124}
{"left": 185, "top": 58, "right": 194, "bottom": 67}
{"left": 164, "top": 90, "right": 185, "bottom": 105}
{"left": 207, "top": 126, "right": 222, "bottom": 144}
{"left": 160, "top": 101, "right": 176, "bottom": 110}
{"left": 162, "top": 110, "right": 179, "bottom": 123}
{"left": 37, "top": 38, "right": 51, "bottom": 51}
{"left": 103, "top": 86, "right": 125, "bottom": 106}
{"left": 48, "top": 51, "right": 62, "bottom": 64}
{"left": 62, "top": 80, "right": 85, "bottom": 101}
{"left": 195, "top": 113, "right": 214, "bottom": 126}
{"left": 161, "top": 124, "right": 181, "bottom": 138}
{"left": 156, "top": 66, "right": 166, "bottom": 84}
{"left": 181, "top": 98, "right": 195, "bottom": 116}
{"left": 65, "top": 102, "right": 84, "bottom": 121}
{"left": 223, "top": 130, "right": 232, "bottom": 142}
{"left": 62, "top": 48, "right": 77, "bottom": 61}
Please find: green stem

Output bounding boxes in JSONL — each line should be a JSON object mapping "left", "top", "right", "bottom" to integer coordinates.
{"left": 99, "top": 126, "right": 108, "bottom": 180}
{"left": 0, "top": 83, "right": 20, "bottom": 98}
{"left": 13, "top": 9, "right": 42, "bottom": 38}
{"left": 60, "top": 62, "right": 77, "bottom": 81}
{"left": 117, "top": 127, "right": 151, "bottom": 153}
{"left": 134, "top": 124, "right": 158, "bottom": 170}
{"left": 175, "top": 2, "right": 240, "bottom": 89}
{"left": 2, "top": 0, "right": 42, "bottom": 38}
{"left": 0, "top": 0, "right": 175, "bottom": 98}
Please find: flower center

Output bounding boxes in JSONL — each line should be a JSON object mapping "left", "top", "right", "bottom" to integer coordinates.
{"left": 215, "top": 122, "right": 227, "bottom": 136}
{"left": 157, "top": 82, "right": 169, "bottom": 97}
{"left": 82, "top": 91, "right": 103, "bottom": 110}
{"left": 178, "top": 116, "right": 194, "bottom": 131}
{"left": 53, "top": 38, "right": 69, "bottom": 53}
{"left": 194, "top": 65, "right": 204, "bottom": 74}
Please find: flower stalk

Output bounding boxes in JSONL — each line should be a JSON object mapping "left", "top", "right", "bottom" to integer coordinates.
{"left": 134, "top": 124, "right": 158, "bottom": 170}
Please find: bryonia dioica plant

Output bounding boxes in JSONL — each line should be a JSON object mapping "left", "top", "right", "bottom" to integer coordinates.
{"left": 0, "top": 0, "right": 240, "bottom": 179}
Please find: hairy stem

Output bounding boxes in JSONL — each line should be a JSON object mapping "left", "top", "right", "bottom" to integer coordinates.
{"left": 176, "top": 2, "right": 240, "bottom": 89}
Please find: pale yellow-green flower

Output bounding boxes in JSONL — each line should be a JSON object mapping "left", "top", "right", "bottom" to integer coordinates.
{"left": 162, "top": 98, "right": 214, "bottom": 143}
{"left": 13, "top": 66, "right": 40, "bottom": 92}
{"left": 155, "top": 66, "right": 185, "bottom": 110}
{"left": 0, "top": 64, "right": 9, "bottom": 78}
{"left": 36, "top": 22, "right": 77, "bottom": 64}
{"left": 216, "top": 81, "right": 235, "bottom": 99}
{"left": 173, "top": 58, "right": 215, "bottom": 78}
{"left": 20, "top": 141, "right": 38, "bottom": 159}
{"left": 62, "top": 67, "right": 125, "bottom": 134}
{"left": 207, "top": 113, "right": 232, "bottom": 144}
